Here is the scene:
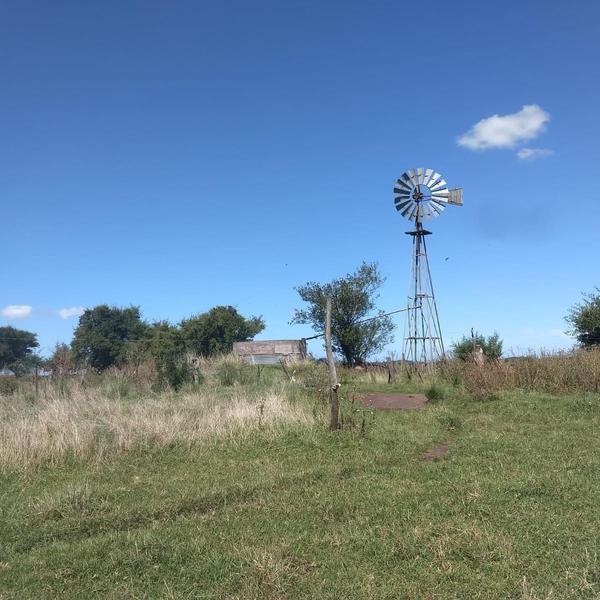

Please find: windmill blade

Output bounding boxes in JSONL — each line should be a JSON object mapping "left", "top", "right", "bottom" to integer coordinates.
{"left": 427, "top": 172, "right": 441, "bottom": 187}
{"left": 429, "top": 179, "right": 447, "bottom": 192}
{"left": 431, "top": 199, "right": 448, "bottom": 207}
{"left": 423, "top": 168, "right": 434, "bottom": 186}
{"left": 394, "top": 195, "right": 411, "bottom": 206}
{"left": 395, "top": 180, "right": 412, "bottom": 193}
{"left": 395, "top": 197, "right": 411, "bottom": 207}
{"left": 416, "top": 167, "right": 425, "bottom": 184}
{"left": 394, "top": 187, "right": 411, "bottom": 197}
{"left": 401, "top": 202, "right": 415, "bottom": 218}
{"left": 401, "top": 173, "right": 414, "bottom": 189}
{"left": 427, "top": 201, "right": 442, "bottom": 216}
{"left": 396, "top": 200, "right": 412, "bottom": 210}
{"left": 430, "top": 200, "right": 446, "bottom": 213}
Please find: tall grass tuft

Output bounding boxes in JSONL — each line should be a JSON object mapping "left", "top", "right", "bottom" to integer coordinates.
{"left": 212, "top": 355, "right": 256, "bottom": 386}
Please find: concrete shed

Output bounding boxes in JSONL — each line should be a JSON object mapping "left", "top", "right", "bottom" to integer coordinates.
{"left": 233, "top": 340, "right": 307, "bottom": 365}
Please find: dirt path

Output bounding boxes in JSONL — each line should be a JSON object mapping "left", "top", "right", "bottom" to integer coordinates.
{"left": 420, "top": 442, "right": 450, "bottom": 462}
{"left": 356, "top": 392, "right": 428, "bottom": 410}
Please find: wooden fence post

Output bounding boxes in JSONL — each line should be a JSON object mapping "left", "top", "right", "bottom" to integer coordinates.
{"left": 325, "top": 297, "right": 340, "bottom": 431}
{"left": 34, "top": 363, "right": 39, "bottom": 400}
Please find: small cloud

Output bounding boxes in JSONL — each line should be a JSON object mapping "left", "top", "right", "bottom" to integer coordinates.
{"left": 516, "top": 147, "right": 554, "bottom": 160}
{"left": 58, "top": 306, "right": 85, "bottom": 320}
{"left": 458, "top": 104, "right": 550, "bottom": 150}
{"left": 1, "top": 305, "right": 33, "bottom": 319}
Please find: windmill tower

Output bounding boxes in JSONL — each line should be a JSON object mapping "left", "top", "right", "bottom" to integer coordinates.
{"left": 393, "top": 168, "right": 463, "bottom": 366}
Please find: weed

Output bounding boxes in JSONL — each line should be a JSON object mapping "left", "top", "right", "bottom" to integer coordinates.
{"left": 425, "top": 383, "right": 447, "bottom": 402}
{"left": 434, "top": 407, "right": 461, "bottom": 431}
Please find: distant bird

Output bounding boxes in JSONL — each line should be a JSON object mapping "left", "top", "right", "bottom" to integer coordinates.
{"left": 444, "top": 257, "right": 449, "bottom": 261}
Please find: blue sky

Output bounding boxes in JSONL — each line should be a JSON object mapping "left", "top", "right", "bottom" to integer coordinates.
{"left": 2, "top": 1, "right": 599, "bottom": 357}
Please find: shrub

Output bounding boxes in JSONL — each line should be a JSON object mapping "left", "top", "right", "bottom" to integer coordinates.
{"left": 566, "top": 288, "right": 600, "bottom": 347}
{"left": 425, "top": 383, "right": 447, "bottom": 402}
{"left": 155, "top": 352, "right": 193, "bottom": 391}
{"left": 452, "top": 331, "right": 503, "bottom": 361}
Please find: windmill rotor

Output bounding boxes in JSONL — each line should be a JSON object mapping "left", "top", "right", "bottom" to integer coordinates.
{"left": 394, "top": 168, "right": 450, "bottom": 222}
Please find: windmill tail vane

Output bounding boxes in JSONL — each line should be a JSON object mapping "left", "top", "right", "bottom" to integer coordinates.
{"left": 393, "top": 168, "right": 463, "bottom": 366}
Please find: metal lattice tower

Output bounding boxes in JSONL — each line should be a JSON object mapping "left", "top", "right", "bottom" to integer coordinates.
{"left": 393, "top": 168, "right": 463, "bottom": 366}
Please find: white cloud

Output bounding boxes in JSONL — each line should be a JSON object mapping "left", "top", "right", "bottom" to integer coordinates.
{"left": 458, "top": 104, "right": 550, "bottom": 150}
{"left": 516, "top": 147, "right": 554, "bottom": 160}
{"left": 1, "top": 305, "right": 33, "bottom": 319}
{"left": 58, "top": 306, "right": 85, "bottom": 320}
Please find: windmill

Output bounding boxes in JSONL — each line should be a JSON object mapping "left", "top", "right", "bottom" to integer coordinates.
{"left": 393, "top": 168, "right": 463, "bottom": 366}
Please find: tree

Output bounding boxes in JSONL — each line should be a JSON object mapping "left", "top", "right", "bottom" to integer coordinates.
{"left": 131, "top": 321, "right": 191, "bottom": 390}
{"left": 46, "top": 343, "right": 74, "bottom": 376}
{"left": 71, "top": 305, "right": 147, "bottom": 371}
{"left": 180, "top": 306, "right": 265, "bottom": 357}
{"left": 291, "top": 262, "right": 394, "bottom": 366}
{"left": 0, "top": 326, "right": 39, "bottom": 375}
{"left": 566, "top": 288, "right": 600, "bottom": 347}
{"left": 452, "top": 331, "right": 503, "bottom": 361}
{"left": 131, "top": 321, "right": 186, "bottom": 361}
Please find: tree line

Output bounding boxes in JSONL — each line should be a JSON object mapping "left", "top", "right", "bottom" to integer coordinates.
{"left": 1, "top": 264, "right": 599, "bottom": 378}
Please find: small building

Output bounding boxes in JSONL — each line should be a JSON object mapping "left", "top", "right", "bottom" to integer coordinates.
{"left": 233, "top": 339, "right": 307, "bottom": 365}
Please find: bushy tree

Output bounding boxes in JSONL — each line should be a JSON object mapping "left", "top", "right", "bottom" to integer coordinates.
{"left": 566, "top": 288, "right": 600, "bottom": 347}
{"left": 452, "top": 331, "right": 503, "bottom": 361}
{"left": 291, "top": 262, "right": 394, "bottom": 366}
{"left": 71, "top": 305, "right": 147, "bottom": 371}
{"left": 180, "top": 306, "right": 265, "bottom": 357}
{"left": 0, "top": 326, "right": 39, "bottom": 375}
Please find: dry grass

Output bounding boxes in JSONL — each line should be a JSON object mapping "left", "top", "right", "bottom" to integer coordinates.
{"left": 438, "top": 347, "right": 600, "bottom": 399}
{"left": 0, "top": 379, "right": 314, "bottom": 469}
{"left": 520, "top": 549, "right": 600, "bottom": 599}
{"left": 3, "top": 348, "right": 599, "bottom": 469}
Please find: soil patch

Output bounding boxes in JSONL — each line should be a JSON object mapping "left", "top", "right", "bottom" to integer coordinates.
{"left": 356, "top": 393, "right": 428, "bottom": 410}
{"left": 420, "top": 442, "right": 449, "bottom": 462}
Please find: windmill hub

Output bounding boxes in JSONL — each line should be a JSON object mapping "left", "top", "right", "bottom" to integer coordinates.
{"left": 393, "top": 168, "right": 463, "bottom": 366}
{"left": 412, "top": 187, "right": 425, "bottom": 201}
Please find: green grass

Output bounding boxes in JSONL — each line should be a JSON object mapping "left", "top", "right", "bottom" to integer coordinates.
{"left": 1, "top": 390, "right": 600, "bottom": 599}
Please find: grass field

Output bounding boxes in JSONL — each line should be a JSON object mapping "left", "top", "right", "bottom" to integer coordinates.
{"left": 1, "top": 360, "right": 600, "bottom": 599}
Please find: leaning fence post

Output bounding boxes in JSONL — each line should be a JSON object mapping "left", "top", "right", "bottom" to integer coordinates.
{"left": 325, "top": 297, "right": 340, "bottom": 431}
